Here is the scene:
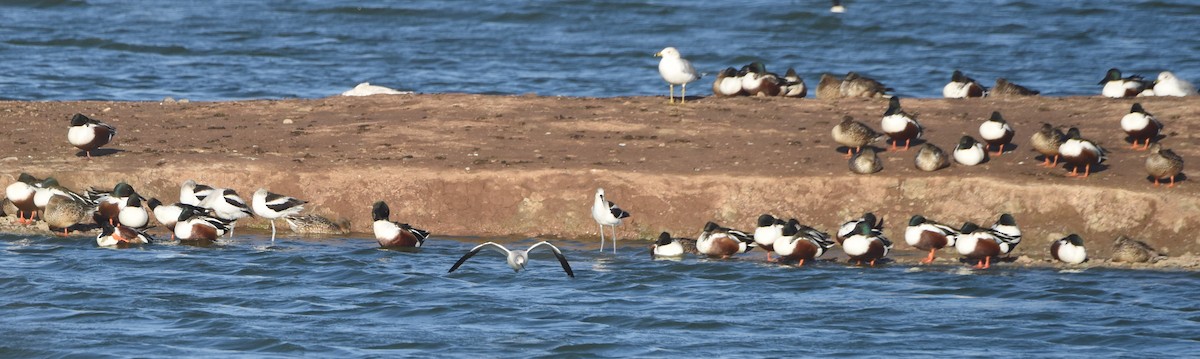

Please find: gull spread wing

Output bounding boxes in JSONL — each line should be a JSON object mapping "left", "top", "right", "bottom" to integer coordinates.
{"left": 448, "top": 242, "right": 510, "bottom": 273}
{"left": 527, "top": 241, "right": 575, "bottom": 278}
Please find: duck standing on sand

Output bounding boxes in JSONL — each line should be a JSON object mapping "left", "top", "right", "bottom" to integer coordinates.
{"left": 1152, "top": 71, "right": 1196, "bottom": 97}
{"left": 1120, "top": 103, "right": 1162, "bottom": 150}
{"left": 372, "top": 201, "right": 430, "bottom": 249}
{"left": 914, "top": 143, "right": 949, "bottom": 171}
{"left": 1030, "top": 123, "right": 1066, "bottom": 167}
{"left": 991, "top": 78, "right": 1039, "bottom": 97}
{"left": 832, "top": 116, "right": 884, "bottom": 158}
{"left": 67, "top": 113, "right": 116, "bottom": 159}
{"left": 843, "top": 222, "right": 892, "bottom": 266}
{"left": 1145, "top": 143, "right": 1184, "bottom": 187}
{"left": 979, "top": 111, "right": 1015, "bottom": 156}
{"left": 773, "top": 219, "right": 834, "bottom": 266}
{"left": 1059, "top": 127, "right": 1106, "bottom": 177}
{"left": 952, "top": 135, "right": 986, "bottom": 166}
{"left": 943, "top": 70, "right": 986, "bottom": 98}
{"left": 849, "top": 147, "right": 883, "bottom": 174}
{"left": 880, "top": 97, "right": 922, "bottom": 150}
{"left": 1050, "top": 234, "right": 1087, "bottom": 264}
{"left": 655, "top": 47, "right": 700, "bottom": 104}
{"left": 905, "top": 215, "right": 959, "bottom": 264}
{"left": 712, "top": 67, "right": 744, "bottom": 97}
{"left": 1099, "top": 68, "right": 1148, "bottom": 98}
{"left": 696, "top": 221, "right": 755, "bottom": 259}
{"left": 5, "top": 173, "right": 41, "bottom": 224}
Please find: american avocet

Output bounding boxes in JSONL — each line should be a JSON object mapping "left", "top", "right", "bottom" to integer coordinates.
{"left": 251, "top": 188, "right": 307, "bottom": 242}
{"left": 591, "top": 188, "right": 630, "bottom": 253}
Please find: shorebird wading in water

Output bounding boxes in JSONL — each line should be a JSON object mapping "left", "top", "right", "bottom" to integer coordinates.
{"left": 591, "top": 188, "right": 630, "bottom": 253}
{"left": 252, "top": 188, "right": 307, "bottom": 242}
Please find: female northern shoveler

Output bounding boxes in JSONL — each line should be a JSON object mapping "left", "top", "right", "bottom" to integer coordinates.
{"left": 1030, "top": 123, "right": 1066, "bottom": 167}
{"left": 832, "top": 116, "right": 884, "bottom": 157}
{"left": 991, "top": 78, "right": 1039, "bottom": 97}
{"left": 1145, "top": 143, "right": 1184, "bottom": 187}
{"left": 914, "top": 143, "right": 949, "bottom": 171}
{"left": 849, "top": 147, "right": 883, "bottom": 174}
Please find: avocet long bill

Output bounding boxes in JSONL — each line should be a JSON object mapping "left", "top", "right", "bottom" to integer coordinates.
{"left": 252, "top": 188, "right": 307, "bottom": 242}
{"left": 66, "top": 113, "right": 116, "bottom": 159}
{"left": 591, "top": 188, "right": 630, "bottom": 253}
{"left": 448, "top": 241, "right": 575, "bottom": 278}
{"left": 372, "top": 201, "right": 430, "bottom": 249}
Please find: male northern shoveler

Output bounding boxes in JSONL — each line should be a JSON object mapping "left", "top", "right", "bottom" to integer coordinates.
{"left": 251, "top": 188, "right": 308, "bottom": 242}
{"left": 696, "top": 221, "right": 755, "bottom": 259}
{"left": 67, "top": 113, "right": 116, "bottom": 159}
{"left": 118, "top": 195, "right": 149, "bottom": 229}
{"left": 836, "top": 212, "right": 882, "bottom": 245}
{"left": 1030, "top": 123, "right": 1066, "bottom": 167}
{"left": 86, "top": 181, "right": 138, "bottom": 226}
{"left": 843, "top": 221, "right": 893, "bottom": 266}
{"left": 991, "top": 78, "right": 1039, "bottom": 97}
{"left": 832, "top": 116, "right": 884, "bottom": 157}
{"left": 979, "top": 111, "right": 1015, "bottom": 155}
{"left": 880, "top": 97, "right": 923, "bottom": 150}
{"left": 1050, "top": 234, "right": 1087, "bottom": 265}
{"left": 372, "top": 201, "right": 430, "bottom": 249}
{"left": 655, "top": 47, "right": 700, "bottom": 104}
{"left": 96, "top": 224, "right": 153, "bottom": 248}
{"left": 1145, "top": 143, "right": 1184, "bottom": 187}
{"left": 773, "top": 218, "right": 834, "bottom": 266}
{"left": 1059, "top": 128, "right": 1107, "bottom": 177}
{"left": 1120, "top": 103, "right": 1163, "bottom": 150}
{"left": 990, "top": 213, "right": 1022, "bottom": 256}
{"left": 174, "top": 206, "right": 229, "bottom": 244}
{"left": 1152, "top": 71, "right": 1196, "bottom": 97}
{"left": 781, "top": 68, "right": 807, "bottom": 97}
{"left": 591, "top": 188, "right": 630, "bottom": 253}
{"left": 943, "top": 70, "right": 986, "bottom": 98}
{"left": 448, "top": 241, "right": 574, "bottom": 277}
{"left": 5, "top": 173, "right": 41, "bottom": 224}
{"left": 905, "top": 215, "right": 959, "bottom": 264}
{"left": 849, "top": 147, "right": 883, "bottom": 174}
{"left": 651, "top": 232, "right": 693, "bottom": 258}
{"left": 914, "top": 143, "right": 949, "bottom": 171}
{"left": 1099, "top": 68, "right": 1148, "bottom": 98}
{"left": 753, "top": 214, "right": 785, "bottom": 261}
{"left": 712, "top": 67, "right": 744, "bottom": 97}
{"left": 739, "top": 62, "right": 782, "bottom": 97}
{"left": 148, "top": 198, "right": 205, "bottom": 240}
{"left": 952, "top": 135, "right": 986, "bottom": 166}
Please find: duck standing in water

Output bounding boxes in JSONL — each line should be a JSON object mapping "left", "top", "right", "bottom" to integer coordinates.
{"left": 905, "top": 215, "right": 959, "bottom": 264}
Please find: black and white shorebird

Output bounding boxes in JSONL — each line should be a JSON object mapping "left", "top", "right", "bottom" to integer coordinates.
{"left": 654, "top": 47, "right": 700, "bottom": 104}
{"left": 591, "top": 188, "right": 630, "bottom": 253}
{"left": 979, "top": 111, "right": 1015, "bottom": 156}
{"left": 198, "top": 188, "right": 253, "bottom": 237}
{"left": 880, "top": 96, "right": 922, "bottom": 151}
{"left": 1051, "top": 234, "right": 1087, "bottom": 264}
{"left": 1120, "top": 103, "right": 1162, "bottom": 150}
{"left": 174, "top": 206, "right": 230, "bottom": 244}
{"left": 448, "top": 241, "right": 575, "bottom": 277}
{"left": 251, "top": 188, "right": 307, "bottom": 242}
{"left": 953, "top": 135, "right": 987, "bottom": 166}
{"left": 180, "top": 179, "right": 215, "bottom": 206}
{"left": 67, "top": 113, "right": 116, "bottom": 159}
{"left": 371, "top": 201, "right": 430, "bottom": 249}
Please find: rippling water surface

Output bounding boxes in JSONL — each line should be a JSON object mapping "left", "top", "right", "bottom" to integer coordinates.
{"left": 2, "top": 233, "right": 1197, "bottom": 356}
{"left": 1, "top": 0, "right": 1198, "bottom": 100}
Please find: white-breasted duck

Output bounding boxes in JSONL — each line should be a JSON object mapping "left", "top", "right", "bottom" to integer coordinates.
{"left": 86, "top": 181, "right": 139, "bottom": 226}
{"left": 739, "top": 62, "right": 782, "bottom": 97}
{"left": 117, "top": 195, "right": 149, "bottom": 229}
{"left": 1050, "top": 234, "right": 1087, "bottom": 265}
{"left": 880, "top": 96, "right": 923, "bottom": 150}
{"left": 1120, "top": 103, "right": 1162, "bottom": 150}
{"left": 753, "top": 214, "right": 785, "bottom": 261}
{"left": 1145, "top": 143, "right": 1184, "bottom": 188}
{"left": 832, "top": 116, "right": 884, "bottom": 158}
{"left": 174, "top": 206, "right": 230, "bottom": 244}
{"left": 591, "top": 188, "right": 630, "bottom": 253}
{"left": 836, "top": 212, "right": 882, "bottom": 245}
{"left": 989, "top": 213, "right": 1022, "bottom": 257}
{"left": 781, "top": 68, "right": 807, "bottom": 97}
{"left": 914, "top": 143, "right": 949, "bottom": 171}
{"left": 773, "top": 218, "right": 835, "bottom": 267}
{"left": 696, "top": 221, "right": 755, "bottom": 259}
{"left": 1058, "top": 127, "right": 1107, "bottom": 177}
{"left": 96, "top": 224, "right": 153, "bottom": 248}
{"left": 942, "top": 70, "right": 986, "bottom": 98}
{"left": 1152, "top": 71, "right": 1196, "bottom": 97}
{"left": 1030, "top": 123, "right": 1066, "bottom": 167}
{"left": 954, "top": 222, "right": 1002, "bottom": 269}
{"left": 651, "top": 231, "right": 697, "bottom": 258}
{"left": 251, "top": 188, "right": 308, "bottom": 242}
{"left": 978, "top": 111, "right": 1015, "bottom": 156}
{"left": 991, "top": 78, "right": 1039, "bottom": 97}
{"left": 148, "top": 198, "right": 206, "bottom": 240}
{"left": 712, "top": 67, "right": 744, "bottom": 97}
{"left": 952, "top": 135, "right": 987, "bottom": 166}
{"left": 371, "top": 201, "right": 430, "bottom": 249}
{"left": 1099, "top": 68, "right": 1149, "bottom": 98}
{"left": 905, "top": 215, "right": 959, "bottom": 264}
{"left": 5, "top": 173, "right": 41, "bottom": 224}
{"left": 843, "top": 221, "right": 893, "bottom": 266}
{"left": 655, "top": 47, "right": 700, "bottom": 104}
{"left": 66, "top": 113, "right": 116, "bottom": 159}
{"left": 830, "top": 0, "right": 845, "bottom": 13}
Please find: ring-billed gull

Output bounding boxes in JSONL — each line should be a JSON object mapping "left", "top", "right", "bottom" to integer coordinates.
{"left": 448, "top": 241, "right": 575, "bottom": 277}
{"left": 654, "top": 47, "right": 700, "bottom": 104}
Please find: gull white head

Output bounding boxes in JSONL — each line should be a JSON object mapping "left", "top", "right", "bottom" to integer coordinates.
{"left": 655, "top": 47, "right": 681, "bottom": 59}
{"left": 1158, "top": 71, "right": 1176, "bottom": 82}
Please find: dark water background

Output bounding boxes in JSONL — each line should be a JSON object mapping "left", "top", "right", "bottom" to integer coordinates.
{"left": 2, "top": 233, "right": 1198, "bottom": 356}
{"left": 0, "top": 0, "right": 1197, "bottom": 100}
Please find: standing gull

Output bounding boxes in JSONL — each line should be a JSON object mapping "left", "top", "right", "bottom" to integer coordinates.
{"left": 252, "top": 188, "right": 307, "bottom": 242}
{"left": 654, "top": 47, "right": 700, "bottom": 104}
{"left": 448, "top": 241, "right": 575, "bottom": 277}
{"left": 591, "top": 188, "right": 630, "bottom": 253}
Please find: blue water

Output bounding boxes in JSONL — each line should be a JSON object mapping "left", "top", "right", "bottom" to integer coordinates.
{"left": 2, "top": 233, "right": 1198, "bottom": 356}
{"left": 1, "top": 1, "right": 1198, "bottom": 100}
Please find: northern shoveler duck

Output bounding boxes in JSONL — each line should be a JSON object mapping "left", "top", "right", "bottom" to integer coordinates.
{"left": 991, "top": 78, "right": 1039, "bottom": 97}
{"left": 954, "top": 222, "right": 1001, "bottom": 269}
{"left": 753, "top": 214, "right": 785, "bottom": 261}
{"left": 449, "top": 241, "right": 575, "bottom": 277}
{"left": 198, "top": 188, "right": 253, "bottom": 237}
{"left": 836, "top": 212, "right": 882, "bottom": 245}
{"left": 1050, "top": 234, "right": 1087, "bottom": 264}
{"left": 1059, "top": 127, "right": 1107, "bottom": 177}
{"left": 1120, "top": 103, "right": 1163, "bottom": 150}
{"left": 696, "top": 221, "right": 755, "bottom": 259}
{"left": 1030, "top": 123, "right": 1066, "bottom": 167}
{"left": 117, "top": 195, "right": 149, "bottom": 229}
{"left": 905, "top": 215, "right": 959, "bottom": 264}
{"left": 1111, "top": 235, "right": 1159, "bottom": 263}
{"left": 952, "top": 135, "right": 987, "bottom": 166}
{"left": 179, "top": 179, "right": 215, "bottom": 206}
{"left": 67, "top": 113, "right": 116, "bottom": 159}
{"left": 655, "top": 47, "right": 700, "bottom": 104}
{"left": 591, "top": 188, "right": 630, "bottom": 253}
{"left": 148, "top": 198, "right": 206, "bottom": 240}
{"left": 989, "top": 213, "right": 1022, "bottom": 256}
{"left": 979, "top": 111, "right": 1015, "bottom": 156}
{"left": 880, "top": 97, "right": 923, "bottom": 150}
{"left": 5, "top": 172, "right": 40, "bottom": 224}
{"left": 739, "top": 62, "right": 782, "bottom": 97}
{"left": 39, "top": 181, "right": 96, "bottom": 236}
{"left": 651, "top": 232, "right": 691, "bottom": 258}
{"left": 816, "top": 73, "right": 841, "bottom": 99}
{"left": 839, "top": 72, "right": 890, "bottom": 98}
{"left": 175, "top": 206, "right": 230, "bottom": 244}
{"left": 781, "top": 68, "right": 807, "bottom": 97}
{"left": 843, "top": 221, "right": 893, "bottom": 266}
{"left": 712, "top": 67, "right": 744, "bottom": 97}
{"left": 914, "top": 143, "right": 949, "bottom": 171}
{"left": 942, "top": 70, "right": 986, "bottom": 98}
{"left": 1, "top": 198, "right": 12, "bottom": 218}
{"left": 372, "top": 201, "right": 430, "bottom": 249}
{"left": 1152, "top": 71, "right": 1196, "bottom": 97}
{"left": 96, "top": 224, "right": 153, "bottom": 248}
{"left": 773, "top": 218, "right": 834, "bottom": 266}
{"left": 1145, "top": 143, "right": 1184, "bottom": 187}
{"left": 284, "top": 214, "right": 351, "bottom": 235}
{"left": 830, "top": 0, "right": 845, "bottom": 13}
{"left": 251, "top": 188, "right": 308, "bottom": 242}
{"left": 1099, "top": 68, "right": 1149, "bottom": 98}
{"left": 86, "top": 181, "right": 139, "bottom": 226}
{"left": 849, "top": 147, "right": 883, "bottom": 174}
{"left": 832, "top": 116, "right": 884, "bottom": 157}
